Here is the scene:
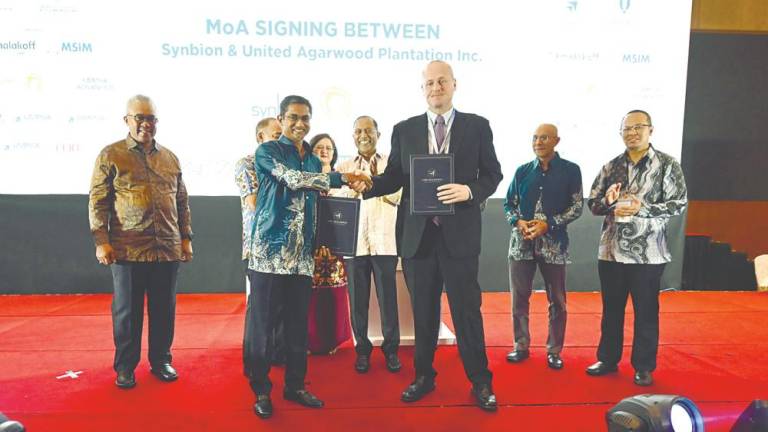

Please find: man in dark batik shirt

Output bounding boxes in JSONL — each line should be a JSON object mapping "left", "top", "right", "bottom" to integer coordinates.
{"left": 504, "top": 123, "right": 582, "bottom": 370}
{"left": 585, "top": 110, "right": 687, "bottom": 387}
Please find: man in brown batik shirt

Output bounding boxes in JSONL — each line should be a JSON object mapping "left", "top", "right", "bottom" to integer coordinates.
{"left": 89, "top": 94, "right": 193, "bottom": 389}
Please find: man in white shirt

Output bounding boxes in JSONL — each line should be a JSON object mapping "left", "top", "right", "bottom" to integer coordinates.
{"left": 336, "top": 116, "right": 403, "bottom": 374}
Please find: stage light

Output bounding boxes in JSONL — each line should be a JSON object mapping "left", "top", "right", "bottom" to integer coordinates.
{"left": 0, "top": 412, "right": 25, "bottom": 432}
{"left": 606, "top": 394, "right": 704, "bottom": 432}
{"left": 731, "top": 400, "right": 768, "bottom": 432}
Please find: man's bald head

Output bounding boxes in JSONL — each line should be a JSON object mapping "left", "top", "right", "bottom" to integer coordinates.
{"left": 532, "top": 123, "right": 560, "bottom": 161}
{"left": 422, "top": 61, "right": 457, "bottom": 114}
{"left": 256, "top": 117, "right": 281, "bottom": 144}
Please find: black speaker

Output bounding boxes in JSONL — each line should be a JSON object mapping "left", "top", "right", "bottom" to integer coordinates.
{"left": 0, "top": 412, "right": 25, "bottom": 432}
{"left": 731, "top": 400, "right": 768, "bottom": 432}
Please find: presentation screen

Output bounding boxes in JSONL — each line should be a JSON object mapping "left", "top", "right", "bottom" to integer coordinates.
{"left": 0, "top": 0, "right": 693, "bottom": 196}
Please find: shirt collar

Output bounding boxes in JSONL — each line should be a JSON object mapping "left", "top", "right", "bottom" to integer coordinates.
{"left": 126, "top": 134, "right": 158, "bottom": 153}
{"left": 532, "top": 152, "right": 562, "bottom": 170}
{"left": 354, "top": 152, "right": 382, "bottom": 163}
{"left": 278, "top": 135, "right": 311, "bottom": 154}
{"left": 622, "top": 143, "right": 656, "bottom": 165}
{"left": 426, "top": 107, "right": 455, "bottom": 125}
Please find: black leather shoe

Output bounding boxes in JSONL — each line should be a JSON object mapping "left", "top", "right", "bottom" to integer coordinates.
{"left": 115, "top": 370, "right": 136, "bottom": 389}
{"left": 506, "top": 350, "right": 529, "bottom": 363}
{"left": 547, "top": 353, "right": 564, "bottom": 370}
{"left": 283, "top": 389, "right": 324, "bottom": 408}
{"left": 401, "top": 376, "right": 435, "bottom": 402}
{"left": 354, "top": 354, "right": 370, "bottom": 373}
{"left": 253, "top": 395, "right": 273, "bottom": 419}
{"left": 150, "top": 363, "right": 178, "bottom": 382}
{"left": 385, "top": 353, "right": 402, "bottom": 372}
{"left": 585, "top": 361, "right": 618, "bottom": 376}
{"left": 634, "top": 371, "right": 653, "bottom": 386}
{"left": 471, "top": 383, "right": 498, "bottom": 412}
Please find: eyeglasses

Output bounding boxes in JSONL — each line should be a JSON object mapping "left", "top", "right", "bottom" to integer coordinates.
{"left": 532, "top": 135, "right": 556, "bottom": 143}
{"left": 621, "top": 124, "right": 651, "bottom": 135}
{"left": 126, "top": 114, "right": 158, "bottom": 123}
{"left": 284, "top": 114, "right": 311, "bottom": 123}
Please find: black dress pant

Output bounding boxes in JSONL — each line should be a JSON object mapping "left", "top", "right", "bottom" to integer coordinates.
{"left": 110, "top": 261, "right": 179, "bottom": 372}
{"left": 401, "top": 222, "right": 492, "bottom": 385}
{"left": 243, "top": 270, "right": 312, "bottom": 396}
{"left": 596, "top": 260, "right": 666, "bottom": 372}
{"left": 345, "top": 255, "right": 400, "bottom": 355}
{"left": 242, "top": 261, "right": 285, "bottom": 369}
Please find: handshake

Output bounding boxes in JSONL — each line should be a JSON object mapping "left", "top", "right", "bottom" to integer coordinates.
{"left": 345, "top": 169, "right": 373, "bottom": 193}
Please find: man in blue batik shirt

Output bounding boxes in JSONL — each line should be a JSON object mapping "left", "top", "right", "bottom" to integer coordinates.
{"left": 503, "top": 123, "right": 582, "bottom": 370}
{"left": 243, "top": 95, "right": 368, "bottom": 419}
{"left": 236, "top": 117, "right": 285, "bottom": 367}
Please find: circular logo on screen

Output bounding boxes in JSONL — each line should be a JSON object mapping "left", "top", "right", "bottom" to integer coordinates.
{"left": 322, "top": 87, "right": 352, "bottom": 120}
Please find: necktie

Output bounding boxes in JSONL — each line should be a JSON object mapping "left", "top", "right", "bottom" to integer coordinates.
{"left": 434, "top": 114, "right": 446, "bottom": 153}
{"left": 432, "top": 115, "right": 447, "bottom": 226}
{"left": 369, "top": 156, "right": 378, "bottom": 176}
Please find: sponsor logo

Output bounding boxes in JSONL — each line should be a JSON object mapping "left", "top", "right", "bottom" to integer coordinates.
{"left": 0, "top": 40, "right": 36, "bottom": 51}
{"left": 39, "top": 3, "right": 79, "bottom": 14}
{"left": 322, "top": 86, "right": 351, "bottom": 120}
{"left": 619, "top": 0, "right": 631, "bottom": 13}
{"left": 622, "top": 53, "right": 650, "bottom": 63}
{"left": 61, "top": 41, "right": 92, "bottom": 53}
{"left": 77, "top": 77, "right": 114, "bottom": 91}
{"left": 251, "top": 94, "right": 281, "bottom": 118}
{"left": 16, "top": 113, "right": 52, "bottom": 122}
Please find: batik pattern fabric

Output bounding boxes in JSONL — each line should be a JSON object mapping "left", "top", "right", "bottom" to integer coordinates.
{"left": 235, "top": 154, "right": 257, "bottom": 260}
{"left": 247, "top": 136, "right": 343, "bottom": 276}
{"left": 504, "top": 154, "right": 583, "bottom": 265}
{"left": 312, "top": 245, "right": 348, "bottom": 288}
{"left": 89, "top": 135, "right": 193, "bottom": 262}
{"left": 587, "top": 146, "right": 687, "bottom": 264}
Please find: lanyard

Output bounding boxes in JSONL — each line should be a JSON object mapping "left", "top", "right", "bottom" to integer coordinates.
{"left": 428, "top": 111, "right": 454, "bottom": 154}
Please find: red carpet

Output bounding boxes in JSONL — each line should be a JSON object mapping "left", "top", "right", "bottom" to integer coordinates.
{"left": 1, "top": 291, "right": 767, "bottom": 431}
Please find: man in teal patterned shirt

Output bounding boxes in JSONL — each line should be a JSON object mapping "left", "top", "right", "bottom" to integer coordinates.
{"left": 243, "top": 95, "right": 365, "bottom": 419}
{"left": 503, "top": 123, "right": 583, "bottom": 370}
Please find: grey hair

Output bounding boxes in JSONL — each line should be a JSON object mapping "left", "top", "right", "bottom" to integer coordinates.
{"left": 126, "top": 94, "right": 156, "bottom": 113}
